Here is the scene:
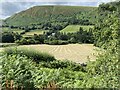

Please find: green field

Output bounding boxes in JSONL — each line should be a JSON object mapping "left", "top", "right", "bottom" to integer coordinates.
{"left": 1, "top": 27, "right": 25, "bottom": 34}
{"left": 60, "top": 25, "right": 94, "bottom": 33}
{"left": 23, "top": 30, "right": 49, "bottom": 37}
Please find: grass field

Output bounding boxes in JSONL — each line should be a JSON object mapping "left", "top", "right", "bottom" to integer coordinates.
{"left": 1, "top": 27, "right": 25, "bottom": 34}
{"left": 23, "top": 30, "right": 48, "bottom": 37}
{"left": 60, "top": 25, "right": 94, "bottom": 33}
{"left": 0, "top": 43, "right": 17, "bottom": 47}
{"left": 17, "top": 44, "right": 99, "bottom": 63}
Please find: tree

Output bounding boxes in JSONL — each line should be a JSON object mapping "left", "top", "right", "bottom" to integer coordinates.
{"left": 2, "top": 32, "right": 14, "bottom": 43}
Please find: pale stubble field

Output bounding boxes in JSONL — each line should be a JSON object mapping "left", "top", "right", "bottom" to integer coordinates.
{"left": 18, "top": 44, "right": 99, "bottom": 63}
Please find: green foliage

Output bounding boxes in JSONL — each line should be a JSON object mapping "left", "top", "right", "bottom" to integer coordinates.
{"left": 46, "top": 40, "right": 69, "bottom": 45}
{"left": 93, "top": 1, "right": 119, "bottom": 49}
{"left": 1, "top": 54, "right": 36, "bottom": 88}
{"left": 73, "top": 27, "right": 94, "bottom": 43}
{"left": 1, "top": 32, "right": 22, "bottom": 43}
{"left": 39, "top": 60, "right": 86, "bottom": 72}
{"left": 15, "top": 38, "right": 36, "bottom": 45}
{"left": 1, "top": 27, "right": 25, "bottom": 34}
{"left": 85, "top": 1, "right": 119, "bottom": 88}
{"left": 32, "top": 68, "right": 86, "bottom": 88}
{"left": 1, "top": 53, "right": 87, "bottom": 88}
{"left": 4, "top": 47, "right": 56, "bottom": 63}
{"left": 1, "top": 1, "right": 119, "bottom": 89}
{"left": 5, "top": 6, "right": 96, "bottom": 26}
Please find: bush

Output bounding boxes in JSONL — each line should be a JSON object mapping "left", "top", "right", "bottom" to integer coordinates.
{"left": 2, "top": 32, "right": 15, "bottom": 43}
{"left": 4, "top": 47, "right": 56, "bottom": 63}
{"left": 39, "top": 60, "right": 86, "bottom": 72}
{"left": 1, "top": 51, "right": 87, "bottom": 88}
{"left": 1, "top": 54, "right": 36, "bottom": 88}
{"left": 46, "top": 40, "right": 69, "bottom": 45}
{"left": 16, "top": 38, "right": 37, "bottom": 45}
{"left": 16, "top": 38, "right": 28, "bottom": 45}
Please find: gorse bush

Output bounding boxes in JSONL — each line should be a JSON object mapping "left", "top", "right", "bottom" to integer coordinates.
{"left": 4, "top": 47, "right": 56, "bottom": 63}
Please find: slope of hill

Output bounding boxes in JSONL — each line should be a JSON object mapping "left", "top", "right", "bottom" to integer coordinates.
{"left": 4, "top": 5, "right": 97, "bottom": 26}
{"left": 60, "top": 25, "right": 94, "bottom": 33}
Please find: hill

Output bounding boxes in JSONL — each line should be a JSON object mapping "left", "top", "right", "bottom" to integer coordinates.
{"left": 4, "top": 5, "right": 97, "bottom": 26}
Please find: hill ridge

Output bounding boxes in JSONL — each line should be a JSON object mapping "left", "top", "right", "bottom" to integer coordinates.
{"left": 4, "top": 5, "right": 97, "bottom": 26}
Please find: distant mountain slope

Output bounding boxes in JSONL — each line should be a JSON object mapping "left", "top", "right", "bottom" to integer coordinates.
{"left": 4, "top": 5, "right": 97, "bottom": 26}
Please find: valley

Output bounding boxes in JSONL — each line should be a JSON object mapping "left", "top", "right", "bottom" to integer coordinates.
{"left": 0, "top": 1, "right": 119, "bottom": 89}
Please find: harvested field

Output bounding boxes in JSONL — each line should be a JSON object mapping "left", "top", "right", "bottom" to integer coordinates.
{"left": 18, "top": 44, "right": 99, "bottom": 63}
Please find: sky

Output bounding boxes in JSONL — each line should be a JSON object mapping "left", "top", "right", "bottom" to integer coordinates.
{"left": 0, "top": 0, "right": 116, "bottom": 19}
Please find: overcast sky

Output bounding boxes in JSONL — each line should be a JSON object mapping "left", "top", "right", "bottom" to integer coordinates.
{"left": 0, "top": 0, "right": 116, "bottom": 19}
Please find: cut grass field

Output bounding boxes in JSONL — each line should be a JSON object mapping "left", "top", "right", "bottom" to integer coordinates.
{"left": 23, "top": 30, "right": 49, "bottom": 37}
{"left": 17, "top": 44, "right": 99, "bottom": 63}
{"left": 60, "top": 25, "right": 94, "bottom": 33}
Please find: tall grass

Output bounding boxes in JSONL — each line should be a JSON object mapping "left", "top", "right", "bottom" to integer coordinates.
{"left": 4, "top": 47, "right": 55, "bottom": 63}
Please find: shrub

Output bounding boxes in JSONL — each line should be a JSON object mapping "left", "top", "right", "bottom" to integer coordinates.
{"left": 1, "top": 54, "right": 36, "bottom": 88}
{"left": 16, "top": 38, "right": 38, "bottom": 45}
{"left": 1, "top": 51, "right": 87, "bottom": 88}
{"left": 2, "top": 32, "right": 15, "bottom": 43}
{"left": 16, "top": 38, "right": 28, "bottom": 45}
{"left": 39, "top": 60, "right": 86, "bottom": 72}
{"left": 46, "top": 40, "right": 69, "bottom": 45}
{"left": 4, "top": 47, "right": 56, "bottom": 63}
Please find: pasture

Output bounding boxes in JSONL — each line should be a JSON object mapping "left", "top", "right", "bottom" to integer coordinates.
{"left": 1, "top": 27, "right": 24, "bottom": 34}
{"left": 60, "top": 25, "right": 94, "bottom": 33}
{"left": 18, "top": 44, "right": 98, "bottom": 63}
{"left": 23, "top": 30, "right": 49, "bottom": 37}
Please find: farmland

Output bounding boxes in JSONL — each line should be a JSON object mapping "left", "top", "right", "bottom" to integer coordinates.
{"left": 23, "top": 30, "right": 49, "bottom": 37}
{"left": 1, "top": 27, "right": 25, "bottom": 34}
{"left": 60, "top": 25, "right": 94, "bottom": 33}
{"left": 17, "top": 44, "right": 98, "bottom": 63}
{"left": 1, "top": 1, "right": 119, "bottom": 88}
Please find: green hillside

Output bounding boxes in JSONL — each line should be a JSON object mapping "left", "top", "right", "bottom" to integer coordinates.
{"left": 60, "top": 25, "right": 94, "bottom": 33}
{"left": 2, "top": 27, "right": 25, "bottom": 34}
{"left": 4, "top": 5, "right": 97, "bottom": 26}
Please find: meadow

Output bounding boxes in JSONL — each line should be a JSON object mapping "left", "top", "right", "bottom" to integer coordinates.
{"left": 23, "top": 30, "right": 49, "bottom": 37}
{"left": 60, "top": 25, "right": 94, "bottom": 33}
{"left": 1, "top": 27, "right": 25, "bottom": 34}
